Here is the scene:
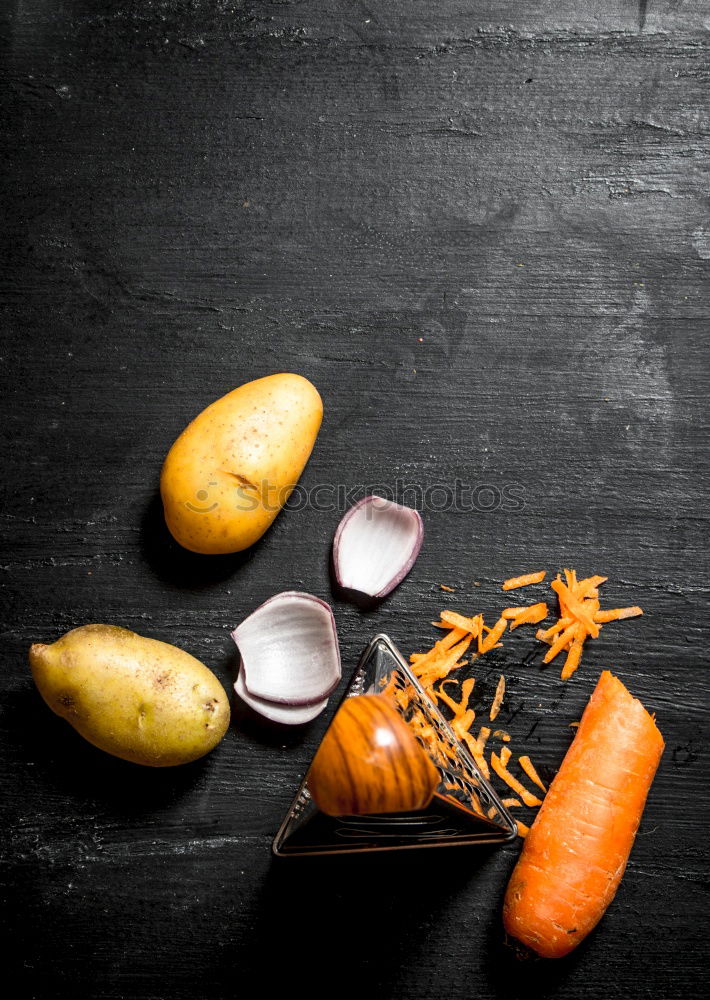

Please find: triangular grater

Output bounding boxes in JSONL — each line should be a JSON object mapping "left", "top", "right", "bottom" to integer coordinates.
{"left": 273, "top": 634, "right": 517, "bottom": 856}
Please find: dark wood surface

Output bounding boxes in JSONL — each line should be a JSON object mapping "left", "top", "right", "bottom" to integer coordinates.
{"left": 2, "top": 2, "right": 708, "bottom": 998}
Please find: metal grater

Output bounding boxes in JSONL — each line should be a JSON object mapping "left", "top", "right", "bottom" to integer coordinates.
{"left": 273, "top": 634, "right": 517, "bottom": 856}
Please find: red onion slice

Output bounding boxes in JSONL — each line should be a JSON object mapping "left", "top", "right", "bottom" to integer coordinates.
{"left": 231, "top": 591, "right": 341, "bottom": 706}
{"left": 333, "top": 495, "right": 424, "bottom": 598}
{"left": 234, "top": 665, "right": 329, "bottom": 725}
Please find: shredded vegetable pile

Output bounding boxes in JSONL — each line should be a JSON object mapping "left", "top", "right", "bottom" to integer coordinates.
{"left": 407, "top": 569, "right": 645, "bottom": 835}
{"left": 535, "top": 570, "right": 642, "bottom": 680}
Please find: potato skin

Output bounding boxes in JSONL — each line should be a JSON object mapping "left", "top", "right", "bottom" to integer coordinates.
{"left": 29, "top": 625, "right": 230, "bottom": 767}
{"left": 160, "top": 373, "right": 323, "bottom": 554}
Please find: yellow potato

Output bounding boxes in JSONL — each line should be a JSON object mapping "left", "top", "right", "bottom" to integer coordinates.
{"left": 29, "top": 625, "right": 230, "bottom": 766}
{"left": 160, "top": 373, "right": 323, "bottom": 554}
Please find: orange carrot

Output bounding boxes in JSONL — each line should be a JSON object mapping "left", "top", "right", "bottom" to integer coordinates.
{"left": 502, "top": 571, "right": 546, "bottom": 591}
{"left": 503, "top": 671, "right": 664, "bottom": 958}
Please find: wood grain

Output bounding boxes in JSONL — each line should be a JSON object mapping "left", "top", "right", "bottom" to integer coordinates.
{"left": 1, "top": 2, "right": 708, "bottom": 998}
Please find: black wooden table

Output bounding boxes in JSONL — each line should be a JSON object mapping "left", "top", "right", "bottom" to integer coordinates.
{"left": 2, "top": 3, "right": 708, "bottom": 998}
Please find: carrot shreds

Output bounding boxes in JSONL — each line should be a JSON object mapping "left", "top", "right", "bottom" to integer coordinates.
{"left": 594, "top": 606, "right": 644, "bottom": 623}
{"left": 490, "top": 752, "right": 543, "bottom": 808}
{"left": 561, "top": 631, "right": 584, "bottom": 680}
{"left": 411, "top": 628, "right": 466, "bottom": 668}
{"left": 414, "top": 636, "right": 472, "bottom": 687}
{"left": 438, "top": 627, "right": 469, "bottom": 652}
{"left": 479, "top": 616, "right": 507, "bottom": 654}
{"left": 489, "top": 674, "right": 506, "bottom": 721}
{"left": 502, "top": 602, "right": 549, "bottom": 630}
{"left": 516, "top": 821, "right": 530, "bottom": 838}
{"left": 533, "top": 572, "right": 643, "bottom": 680}
{"left": 518, "top": 755, "right": 547, "bottom": 793}
{"left": 462, "top": 731, "right": 490, "bottom": 779}
{"left": 439, "top": 610, "right": 482, "bottom": 635}
{"left": 536, "top": 616, "right": 573, "bottom": 644}
{"left": 475, "top": 725, "right": 491, "bottom": 756}
{"left": 502, "top": 571, "right": 546, "bottom": 591}
{"left": 440, "top": 584, "right": 455, "bottom": 592}
{"left": 500, "top": 745, "right": 512, "bottom": 768}
{"left": 493, "top": 729, "right": 510, "bottom": 742}
{"left": 503, "top": 797, "right": 523, "bottom": 809}
{"left": 436, "top": 683, "right": 464, "bottom": 715}
{"left": 543, "top": 621, "right": 581, "bottom": 664}
{"left": 551, "top": 579, "right": 600, "bottom": 638}
{"left": 575, "top": 575, "right": 607, "bottom": 599}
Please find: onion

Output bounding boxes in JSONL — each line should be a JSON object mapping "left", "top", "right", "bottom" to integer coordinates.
{"left": 333, "top": 495, "right": 423, "bottom": 598}
{"left": 231, "top": 591, "right": 341, "bottom": 706}
{"left": 234, "top": 666, "right": 328, "bottom": 725}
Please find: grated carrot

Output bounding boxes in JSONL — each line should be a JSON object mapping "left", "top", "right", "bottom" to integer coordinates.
{"left": 439, "top": 610, "right": 483, "bottom": 634}
{"left": 575, "top": 575, "right": 607, "bottom": 599}
{"left": 489, "top": 674, "right": 506, "bottom": 721}
{"left": 516, "top": 821, "right": 530, "bottom": 838}
{"left": 543, "top": 622, "right": 580, "bottom": 664}
{"left": 459, "top": 726, "right": 492, "bottom": 780}
{"left": 561, "top": 631, "right": 584, "bottom": 680}
{"left": 480, "top": 617, "right": 507, "bottom": 654}
{"left": 551, "top": 579, "right": 600, "bottom": 638}
{"left": 491, "top": 753, "right": 543, "bottom": 808}
{"left": 415, "top": 637, "right": 472, "bottom": 688}
{"left": 440, "top": 584, "right": 455, "bottom": 592}
{"left": 503, "top": 797, "right": 523, "bottom": 808}
{"left": 518, "top": 755, "right": 547, "bottom": 792}
{"left": 502, "top": 571, "right": 546, "bottom": 591}
{"left": 594, "top": 606, "right": 643, "bottom": 623}
{"left": 493, "top": 729, "right": 511, "bottom": 742}
{"left": 500, "top": 745, "right": 512, "bottom": 768}
{"left": 536, "top": 617, "right": 572, "bottom": 644}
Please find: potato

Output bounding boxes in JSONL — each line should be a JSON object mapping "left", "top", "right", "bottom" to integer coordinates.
{"left": 160, "top": 373, "right": 323, "bottom": 554}
{"left": 29, "top": 625, "right": 230, "bottom": 766}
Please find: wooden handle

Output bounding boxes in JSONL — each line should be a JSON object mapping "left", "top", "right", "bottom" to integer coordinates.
{"left": 307, "top": 694, "right": 439, "bottom": 816}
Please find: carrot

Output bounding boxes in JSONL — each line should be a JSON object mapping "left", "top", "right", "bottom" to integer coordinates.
{"left": 502, "top": 571, "right": 546, "bottom": 591}
{"left": 503, "top": 671, "right": 664, "bottom": 959}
